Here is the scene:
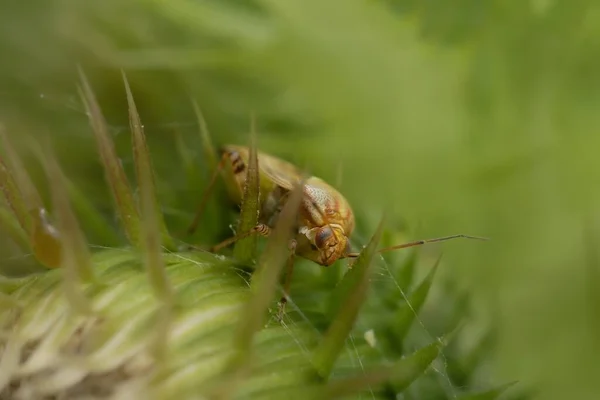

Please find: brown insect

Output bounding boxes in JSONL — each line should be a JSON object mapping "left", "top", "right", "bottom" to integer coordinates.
{"left": 187, "top": 144, "right": 486, "bottom": 308}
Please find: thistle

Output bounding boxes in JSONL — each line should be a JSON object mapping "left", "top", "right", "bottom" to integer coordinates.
{"left": 0, "top": 72, "right": 513, "bottom": 400}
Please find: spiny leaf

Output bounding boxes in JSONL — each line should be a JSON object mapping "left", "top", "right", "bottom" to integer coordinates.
{"left": 26, "top": 137, "right": 119, "bottom": 249}
{"left": 234, "top": 178, "right": 304, "bottom": 354}
{"left": 392, "top": 256, "right": 441, "bottom": 347}
{"left": 78, "top": 67, "right": 141, "bottom": 247}
{"left": 0, "top": 127, "right": 43, "bottom": 213}
{"left": 388, "top": 339, "right": 444, "bottom": 393}
{"left": 0, "top": 205, "right": 29, "bottom": 251}
{"left": 173, "top": 129, "right": 202, "bottom": 194}
{"left": 325, "top": 339, "right": 442, "bottom": 397}
{"left": 0, "top": 129, "right": 65, "bottom": 269}
{"left": 313, "top": 216, "right": 385, "bottom": 379}
{"left": 1, "top": 249, "right": 285, "bottom": 399}
{"left": 395, "top": 248, "right": 418, "bottom": 291}
{"left": 122, "top": 71, "right": 175, "bottom": 252}
{"left": 233, "top": 115, "right": 260, "bottom": 264}
{"left": 40, "top": 143, "right": 93, "bottom": 314}
{"left": 122, "top": 80, "right": 173, "bottom": 304}
{"left": 0, "top": 129, "right": 32, "bottom": 236}
{"left": 65, "top": 176, "right": 120, "bottom": 247}
{"left": 192, "top": 98, "right": 217, "bottom": 173}
{"left": 185, "top": 101, "right": 230, "bottom": 238}
{"left": 327, "top": 219, "right": 384, "bottom": 319}
{"left": 40, "top": 143, "right": 94, "bottom": 281}
{"left": 123, "top": 71, "right": 174, "bottom": 360}
{"left": 457, "top": 382, "right": 518, "bottom": 400}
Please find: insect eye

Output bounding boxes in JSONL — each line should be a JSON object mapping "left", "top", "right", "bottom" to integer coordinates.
{"left": 315, "top": 227, "right": 333, "bottom": 248}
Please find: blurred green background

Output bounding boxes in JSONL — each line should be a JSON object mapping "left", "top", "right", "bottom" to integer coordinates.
{"left": 1, "top": 0, "right": 599, "bottom": 399}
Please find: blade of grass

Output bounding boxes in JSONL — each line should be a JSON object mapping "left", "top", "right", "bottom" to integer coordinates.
{"left": 40, "top": 142, "right": 93, "bottom": 314}
{"left": 327, "top": 221, "right": 384, "bottom": 319}
{"left": 234, "top": 178, "right": 304, "bottom": 353}
{"left": 209, "top": 178, "right": 304, "bottom": 399}
{"left": 325, "top": 339, "right": 442, "bottom": 398}
{"left": 313, "top": 216, "right": 385, "bottom": 379}
{"left": 233, "top": 115, "right": 260, "bottom": 264}
{"left": 122, "top": 71, "right": 175, "bottom": 251}
{"left": 78, "top": 67, "right": 141, "bottom": 248}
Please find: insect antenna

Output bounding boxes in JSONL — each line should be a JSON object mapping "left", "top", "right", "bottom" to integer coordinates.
{"left": 186, "top": 152, "right": 228, "bottom": 235}
{"left": 344, "top": 234, "right": 489, "bottom": 258}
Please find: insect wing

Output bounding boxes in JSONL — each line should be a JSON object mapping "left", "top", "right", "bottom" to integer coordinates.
{"left": 223, "top": 145, "right": 304, "bottom": 191}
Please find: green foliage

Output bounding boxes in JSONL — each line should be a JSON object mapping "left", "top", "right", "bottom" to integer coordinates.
{"left": 233, "top": 124, "right": 260, "bottom": 264}
{"left": 1, "top": 0, "right": 599, "bottom": 399}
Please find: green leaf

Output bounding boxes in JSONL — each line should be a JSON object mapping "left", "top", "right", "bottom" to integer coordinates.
{"left": 325, "top": 339, "right": 442, "bottom": 397}
{"left": 389, "top": 339, "right": 444, "bottom": 393}
{"left": 313, "top": 216, "right": 385, "bottom": 379}
{"left": 123, "top": 71, "right": 175, "bottom": 252}
{"left": 0, "top": 205, "right": 29, "bottom": 251}
{"left": 233, "top": 176, "right": 304, "bottom": 354}
{"left": 0, "top": 131, "right": 66, "bottom": 270}
{"left": 192, "top": 99, "right": 217, "bottom": 175}
{"left": 0, "top": 132, "right": 32, "bottom": 237}
{"left": 78, "top": 67, "right": 141, "bottom": 248}
{"left": 0, "top": 127, "right": 43, "bottom": 215}
{"left": 395, "top": 248, "right": 419, "bottom": 292}
{"left": 39, "top": 143, "right": 94, "bottom": 314}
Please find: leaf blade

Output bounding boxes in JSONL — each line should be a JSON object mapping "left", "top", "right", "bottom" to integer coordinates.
{"left": 122, "top": 71, "right": 175, "bottom": 251}
{"left": 313, "top": 216, "right": 385, "bottom": 379}
{"left": 233, "top": 115, "right": 260, "bottom": 264}
{"left": 78, "top": 67, "right": 141, "bottom": 248}
{"left": 325, "top": 339, "right": 442, "bottom": 397}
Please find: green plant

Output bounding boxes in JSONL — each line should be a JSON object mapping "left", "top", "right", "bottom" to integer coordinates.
{"left": 0, "top": 71, "right": 508, "bottom": 399}
{"left": 3, "top": 1, "right": 599, "bottom": 399}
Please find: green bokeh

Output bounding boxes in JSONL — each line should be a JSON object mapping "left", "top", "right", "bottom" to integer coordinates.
{"left": 1, "top": 0, "right": 599, "bottom": 398}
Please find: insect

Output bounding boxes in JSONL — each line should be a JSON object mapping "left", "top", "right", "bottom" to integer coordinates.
{"left": 187, "top": 144, "right": 486, "bottom": 308}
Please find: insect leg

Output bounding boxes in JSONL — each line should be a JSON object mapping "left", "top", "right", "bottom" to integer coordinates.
{"left": 210, "top": 223, "right": 271, "bottom": 252}
{"left": 186, "top": 152, "right": 228, "bottom": 235}
{"left": 277, "top": 239, "right": 297, "bottom": 320}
